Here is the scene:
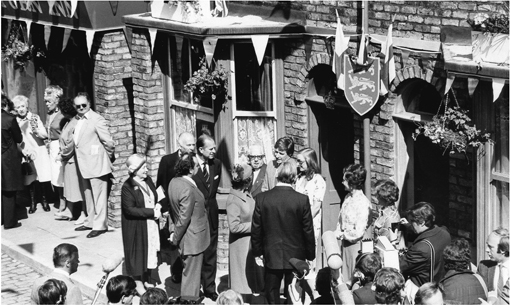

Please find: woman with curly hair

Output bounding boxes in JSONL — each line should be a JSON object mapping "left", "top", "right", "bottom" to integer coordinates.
{"left": 335, "top": 164, "right": 372, "bottom": 283}
{"left": 12, "top": 95, "right": 52, "bottom": 214}
{"left": 226, "top": 163, "right": 263, "bottom": 302}
{"left": 439, "top": 238, "right": 487, "bottom": 304}
{"left": 373, "top": 179, "right": 402, "bottom": 247}
{"left": 373, "top": 267, "right": 407, "bottom": 305}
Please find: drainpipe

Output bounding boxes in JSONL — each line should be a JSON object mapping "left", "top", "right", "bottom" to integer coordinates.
{"left": 362, "top": 0, "right": 372, "bottom": 197}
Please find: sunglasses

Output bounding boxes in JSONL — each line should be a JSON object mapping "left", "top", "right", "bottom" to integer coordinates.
{"left": 74, "top": 104, "right": 88, "bottom": 109}
{"left": 248, "top": 155, "right": 265, "bottom": 160}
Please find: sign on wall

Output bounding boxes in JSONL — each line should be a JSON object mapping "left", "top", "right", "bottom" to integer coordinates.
{"left": 344, "top": 55, "right": 381, "bottom": 116}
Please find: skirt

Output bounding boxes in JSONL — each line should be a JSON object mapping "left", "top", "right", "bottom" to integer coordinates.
{"left": 48, "top": 140, "right": 64, "bottom": 187}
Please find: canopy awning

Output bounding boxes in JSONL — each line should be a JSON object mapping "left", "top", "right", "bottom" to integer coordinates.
{"left": 1, "top": 1, "right": 147, "bottom": 31}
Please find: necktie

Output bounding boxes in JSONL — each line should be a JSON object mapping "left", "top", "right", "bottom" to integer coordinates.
{"left": 203, "top": 162, "right": 210, "bottom": 188}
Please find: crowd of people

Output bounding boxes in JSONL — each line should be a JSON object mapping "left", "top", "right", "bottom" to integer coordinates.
{"left": 2, "top": 88, "right": 509, "bottom": 305}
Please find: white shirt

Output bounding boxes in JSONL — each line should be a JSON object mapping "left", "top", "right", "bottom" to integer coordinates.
{"left": 252, "top": 168, "right": 261, "bottom": 184}
{"left": 493, "top": 258, "right": 510, "bottom": 294}
{"left": 53, "top": 268, "right": 71, "bottom": 277}
{"left": 73, "top": 110, "right": 90, "bottom": 144}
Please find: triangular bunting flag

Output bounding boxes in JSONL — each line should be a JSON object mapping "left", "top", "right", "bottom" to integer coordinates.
{"left": 150, "top": 0, "right": 164, "bottom": 18}
{"left": 250, "top": 35, "right": 269, "bottom": 66}
{"left": 44, "top": 25, "right": 51, "bottom": 49}
{"left": 203, "top": 36, "right": 218, "bottom": 67}
{"left": 356, "top": 30, "right": 367, "bottom": 65}
{"left": 123, "top": 26, "right": 133, "bottom": 52}
{"left": 444, "top": 74, "right": 455, "bottom": 95}
{"left": 492, "top": 78, "right": 505, "bottom": 102}
{"left": 467, "top": 77, "right": 479, "bottom": 97}
{"left": 25, "top": 20, "right": 32, "bottom": 42}
{"left": 380, "top": 20, "right": 395, "bottom": 95}
{"left": 304, "top": 36, "right": 313, "bottom": 63}
{"left": 70, "top": 0, "right": 78, "bottom": 18}
{"left": 62, "top": 28, "right": 72, "bottom": 53}
{"left": 148, "top": 29, "right": 157, "bottom": 55}
{"left": 109, "top": 0, "right": 119, "bottom": 15}
{"left": 47, "top": 0, "right": 55, "bottom": 14}
{"left": 332, "top": 11, "right": 350, "bottom": 91}
{"left": 85, "top": 30, "right": 95, "bottom": 55}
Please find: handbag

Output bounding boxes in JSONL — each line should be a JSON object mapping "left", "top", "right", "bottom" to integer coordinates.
{"left": 21, "top": 160, "right": 35, "bottom": 176}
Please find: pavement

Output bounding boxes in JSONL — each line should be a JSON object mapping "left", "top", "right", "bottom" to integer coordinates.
{"left": 1, "top": 208, "right": 228, "bottom": 305}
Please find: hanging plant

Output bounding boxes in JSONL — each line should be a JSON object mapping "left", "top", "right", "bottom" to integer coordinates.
{"left": 412, "top": 90, "right": 492, "bottom": 156}
{"left": 1, "top": 21, "right": 44, "bottom": 72}
{"left": 184, "top": 58, "right": 229, "bottom": 104}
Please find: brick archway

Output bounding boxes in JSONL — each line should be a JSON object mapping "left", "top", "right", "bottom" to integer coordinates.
{"left": 294, "top": 56, "right": 446, "bottom": 102}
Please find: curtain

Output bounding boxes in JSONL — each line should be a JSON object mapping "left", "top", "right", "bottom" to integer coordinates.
{"left": 236, "top": 117, "right": 275, "bottom": 164}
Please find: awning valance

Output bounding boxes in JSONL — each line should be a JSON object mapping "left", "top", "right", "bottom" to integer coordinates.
{"left": 1, "top": 1, "right": 147, "bottom": 31}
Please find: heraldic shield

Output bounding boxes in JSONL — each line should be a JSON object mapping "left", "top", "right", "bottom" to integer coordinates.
{"left": 344, "top": 55, "right": 381, "bottom": 116}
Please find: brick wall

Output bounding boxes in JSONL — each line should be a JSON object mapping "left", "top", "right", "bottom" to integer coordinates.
{"left": 91, "top": 30, "right": 133, "bottom": 228}
{"left": 278, "top": 1, "right": 499, "bottom": 239}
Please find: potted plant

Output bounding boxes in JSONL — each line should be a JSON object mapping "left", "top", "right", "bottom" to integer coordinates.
{"left": 467, "top": 5, "right": 509, "bottom": 65}
{"left": 184, "top": 58, "right": 229, "bottom": 105}
{"left": 412, "top": 91, "right": 492, "bottom": 156}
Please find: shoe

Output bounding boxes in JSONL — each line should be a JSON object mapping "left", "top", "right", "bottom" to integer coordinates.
{"left": 204, "top": 292, "right": 218, "bottom": 301}
{"left": 42, "top": 203, "right": 50, "bottom": 212}
{"left": 86, "top": 230, "right": 107, "bottom": 238}
{"left": 28, "top": 203, "right": 37, "bottom": 214}
{"left": 75, "top": 225, "right": 92, "bottom": 231}
{"left": 74, "top": 213, "right": 87, "bottom": 225}
{"left": 54, "top": 211, "right": 72, "bottom": 221}
{"left": 4, "top": 222, "right": 22, "bottom": 229}
{"left": 171, "top": 275, "right": 182, "bottom": 284}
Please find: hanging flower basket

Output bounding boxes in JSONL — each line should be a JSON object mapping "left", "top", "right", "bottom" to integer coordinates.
{"left": 412, "top": 91, "right": 492, "bottom": 156}
{"left": 184, "top": 58, "right": 229, "bottom": 104}
{"left": 1, "top": 22, "right": 44, "bottom": 72}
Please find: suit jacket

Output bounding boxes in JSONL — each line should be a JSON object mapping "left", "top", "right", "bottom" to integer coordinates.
{"left": 71, "top": 110, "right": 114, "bottom": 179}
{"left": 192, "top": 157, "right": 222, "bottom": 230}
{"left": 1, "top": 110, "right": 24, "bottom": 191}
{"left": 440, "top": 270, "right": 488, "bottom": 304}
{"left": 251, "top": 185, "right": 315, "bottom": 270}
{"left": 478, "top": 259, "right": 510, "bottom": 304}
{"left": 156, "top": 151, "right": 180, "bottom": 194}
{"left": 249, "top": 164, "right": 267, "bottom": 198}
{"left": 400, "top": 225, "right": 451, "bottom": 287}
{"left": 30, "top": 269, "right": 83, "bottom": 305}
{"left": 121, "top": 176, "right": 158, "bottom": 276}
{"left": 168, "top": 177, "right": 210, "bottom": 256}
{"left": 352, "top": 282, "right": 377, "bottom": 305}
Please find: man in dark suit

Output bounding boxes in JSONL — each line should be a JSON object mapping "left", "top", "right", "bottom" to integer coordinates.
{"left": 192, "top": 133, "right": 222, "bottom": 301}
{"left": 1, "top": 95, "right": 24, "bottom": 229}
{"left": 247, "top": 145, "right": 267, "bottom": 198}
{"left": 478, "top": 227, "right": 509, "bottom": 305}
{"left": 168, "top": 153, "right": 210, "bottom": 303}
{"left": 251, "top": 161, "right": 315, "bottom": 304}
{"left": 156, "top": 132, "right": 195, "bottom": 282}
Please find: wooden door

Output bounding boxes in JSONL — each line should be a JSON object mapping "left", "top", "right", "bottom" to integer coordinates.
{"left": 308, "top": 100, "right": 354, "bottom": 267}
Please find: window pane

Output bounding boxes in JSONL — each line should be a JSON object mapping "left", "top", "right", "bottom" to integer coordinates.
{"left": 494, "top": 85, "right": 509, "bottom": 175}
{"left": 494, "top": 181, "right": 509, "bottom": 230}
{"left": 236, "top": 117, "right": 276, "bottom": 162}
{"left": 170, "top": 36, "right": 190, "bottom": 102}
{"left": 234, "top": 44, "right": 273, "bottom": 112}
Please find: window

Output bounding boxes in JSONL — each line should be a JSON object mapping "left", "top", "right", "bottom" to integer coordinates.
{"left": 231, "top": 42, "right": 276, "bottom": 162}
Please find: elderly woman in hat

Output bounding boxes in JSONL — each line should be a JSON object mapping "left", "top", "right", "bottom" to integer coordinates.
{"left": 226, "top": 163, "right": 263, "bottom": 303}
{"left": 121, "top": 154, "right": 162, "bottom": 286}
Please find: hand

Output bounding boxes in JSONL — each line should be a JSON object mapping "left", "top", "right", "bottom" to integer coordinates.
{"left": 255, "top": 256, "right": 264, "bottom": 267}
{"left": 169, "top": 233, "right": 176, "bottom": 245}
{"left": 335, "top": 230, "right": 344, "bottom": 240}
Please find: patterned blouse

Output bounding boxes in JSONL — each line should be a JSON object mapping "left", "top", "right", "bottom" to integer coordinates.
{"left": 337, "top": 189, "right": 371, "bottom": 242}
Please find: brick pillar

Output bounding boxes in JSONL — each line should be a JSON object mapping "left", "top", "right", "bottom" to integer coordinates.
{"left": 130, "top": 29, "right": 165, "bottom": 179}
{"left": 92, "top": 30, "right": 133, "bottom": 228}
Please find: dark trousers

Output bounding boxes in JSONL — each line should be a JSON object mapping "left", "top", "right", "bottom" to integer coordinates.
{"left": 201, "top": 203, "right": 218, "bottom": 295}
{"left": 265, "top": 268, "right": 294, "bottom": 304}
{"left": 2, "top": 191, "right": 18, "bottom": 228}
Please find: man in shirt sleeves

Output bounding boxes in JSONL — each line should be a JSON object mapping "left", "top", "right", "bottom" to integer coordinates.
{"left": 251, "top": 161, "right": 315, "bottom": 304}
{"left": 72, "top": 92, "right": 115, "bottom": 239}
